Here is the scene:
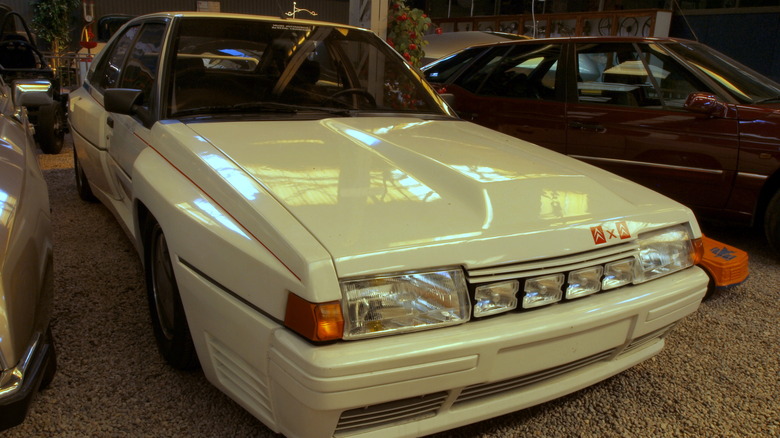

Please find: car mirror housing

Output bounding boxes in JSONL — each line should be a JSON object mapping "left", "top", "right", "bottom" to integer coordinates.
{"left": 439, "top": 93, "right": 456, "bottom": 107}
{"left": 104, "top": 88, "right": 153, "bottom": 127}
{"left": 684, "top": 92, "right": 728, "bottom": 117}
{"left": 104, "top": 88, "right": 144, "bottom": 115}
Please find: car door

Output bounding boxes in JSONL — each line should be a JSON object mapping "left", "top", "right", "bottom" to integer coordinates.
{"left": 443, "top": 43, "right": 568, "bottom": 154}
{"left": 104, "top": 21, "right": 167, "bottom": 229}
{"left": 565, "top": 41, "right": 739, "bottom": 211}
{"left": 70, "top": 23, "right": 142, "bottom": 200}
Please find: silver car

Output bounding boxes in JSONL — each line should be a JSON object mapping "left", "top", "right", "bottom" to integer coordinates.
{"left": 0, "top": 74, "right": 56, "bottom": 431}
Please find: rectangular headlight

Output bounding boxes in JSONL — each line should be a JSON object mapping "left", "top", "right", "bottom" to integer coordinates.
{"left": 567, "top": 266, "right": 603, "bottom": 299}
{"left": 522, "top": 273, "right": 563, "bottom": 309}
{"left": 603, "top": 259, "right": 635, "bottom": 290}
{"left": 474, "top": 280, "right": 519, "bottom": 317}
{"left": 340, "top": 268, "right": 470, "bottom": 339}
{"left": 635, "top": 224, "right": 696, "bottom": 283}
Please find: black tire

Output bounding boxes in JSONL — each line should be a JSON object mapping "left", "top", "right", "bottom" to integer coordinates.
{"left": 73, "top": 148, "right": 97, "bottom": 202}
{"left": 764, "top": 189, "right": 780, "bottom": 254}
{"left": 145, "top": 220, "right": 199, "bottom": 370}
{"left": 34, "top": 103, "right": 66, "bottom": 154}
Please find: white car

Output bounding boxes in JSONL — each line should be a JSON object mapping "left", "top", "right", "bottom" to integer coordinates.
{"left": 68, "top": 12, "right": 709, "bottom": 438}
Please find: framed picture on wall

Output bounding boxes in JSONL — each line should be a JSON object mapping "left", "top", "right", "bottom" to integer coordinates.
{"left": 196, "top": 1, "right": 220, "bottom": 12}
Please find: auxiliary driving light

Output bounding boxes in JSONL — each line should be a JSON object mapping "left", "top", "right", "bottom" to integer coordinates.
{"left": 474, "top": 280, "right": 519, "bottom": 317}
{"left": 566, "top": 266, "right": 604, "bottom": 299}
{"left": 603, "top": 259, "right": 635, "bottom": 290}
{"left": 522, "top": 273, "right": 564, "bottom": 309}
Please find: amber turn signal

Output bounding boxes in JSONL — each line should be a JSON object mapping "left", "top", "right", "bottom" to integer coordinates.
{"left": 284, "top": 292, "right": 344, "bottom": 342}
{"left": 692, "top": 237, "right": 704, "bottom": 266}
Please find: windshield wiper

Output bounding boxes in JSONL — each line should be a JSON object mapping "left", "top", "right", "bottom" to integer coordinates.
{"left": 235, "top": 101, "right": 354, "bottom": 116}
{"left": 172, "top": 102, "right": 298, "bottom": 117}
{"left": 173, "top": 101, "right": 354, "bottom": 117}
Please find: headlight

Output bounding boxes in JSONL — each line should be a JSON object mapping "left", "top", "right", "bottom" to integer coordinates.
{"left": 634, "top": 224, "right": 697, "bottom": 283}
{"left": 340, "top": 268, "right": 470, "bottom": 339}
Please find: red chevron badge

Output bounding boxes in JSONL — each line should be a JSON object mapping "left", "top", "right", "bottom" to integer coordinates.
{"left": 591, "top": 226, "right": 607, "bottom": 245}
{"left": 616, "top": 221, "right": 631, "bottom": 239}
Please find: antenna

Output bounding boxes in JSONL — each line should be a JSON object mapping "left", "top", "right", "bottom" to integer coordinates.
{"left": 285, "top": 2, "right": 318, "bottom": 19}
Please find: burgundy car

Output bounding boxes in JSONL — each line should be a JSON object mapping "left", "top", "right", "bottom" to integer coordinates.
{"left": 422, "top": 36, "right": 780, "bottom": 251}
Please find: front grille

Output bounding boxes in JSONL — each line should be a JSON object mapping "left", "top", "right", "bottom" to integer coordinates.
{"left": 466, "top": 241, "right": 640, "bottom": 314}
{"left": 335, "top": 392, "right": 448, "bottom": 436}
{"left": 466, "top": 242, "right": 638, "bottom": 284}
{"left": 454, "top": 348, "right": 616, "bottom": 405}
{"left": 334, "top": 347, "right": 620, "bottom": 435}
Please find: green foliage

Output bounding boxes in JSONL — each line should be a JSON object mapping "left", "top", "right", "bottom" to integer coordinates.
{"left": 386, "top": 1, "right": 432, "bottom": 68}
{"left": 31, "top": 0, "right": 80, "bottom": 53}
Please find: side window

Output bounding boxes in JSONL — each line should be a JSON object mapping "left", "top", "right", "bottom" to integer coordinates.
{"left": 118, "top": 23, "right": 166, "bottom": 107}
{"left": 423, "top": 46, "right": 484, "bottom": 85}
{"left": 92, "top": 25, "right": 140, "bottom": 91}
{"left": 641, "top": 43, "right": 711, "bottom": 109}
{"left": 474, "top": 43, "right": 562, "bottom": 100}
{"left": 454, "top": 46, "right": 512, "bottom": 93}
{"left": 575, "top": 43, "right": 709, "bottom": 109}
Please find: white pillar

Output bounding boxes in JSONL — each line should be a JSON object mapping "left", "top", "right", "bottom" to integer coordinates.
{"left": 350, "top": 0, "right": 389, "bottom": 39}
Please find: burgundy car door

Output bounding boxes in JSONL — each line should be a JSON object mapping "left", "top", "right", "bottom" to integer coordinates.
{"left": 565, "top": 42, "right": 739, "bottom": 211}
{"left": 446, "top": 43, "right": 568, "bottom": 154}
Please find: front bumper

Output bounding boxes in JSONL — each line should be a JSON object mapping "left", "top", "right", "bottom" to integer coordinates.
{"left": 267, "top": 267, "right": 707, "bottom": 438}
{"left": 184, "top": 263, "right": 707, "bottom": 438}
{"left": 0, "top": 328, "right": 56, "bottom": 431}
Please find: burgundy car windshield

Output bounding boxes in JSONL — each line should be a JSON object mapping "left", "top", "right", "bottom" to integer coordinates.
{"left": 664, "top": 41, "right": 780, "bottom": 104}
{"left": 167, "top": 17, "right": 450, "bottom": 118}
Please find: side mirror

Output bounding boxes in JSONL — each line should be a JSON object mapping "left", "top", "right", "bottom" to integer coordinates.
{"left": 439, "top": 93, "right": 456, "bottom": 107}
{"left": 104, "top": 88, "right": 153, "bottom": 127}
{"left": 684, "top": 92, "right": 728, "bottom": 118}
{"left": 104, "top": 88, "right": 144, "bottom": 114}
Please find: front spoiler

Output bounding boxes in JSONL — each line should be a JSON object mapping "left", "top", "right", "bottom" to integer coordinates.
{"left": 0, "top": 328, "right": 56, "bottom": 431}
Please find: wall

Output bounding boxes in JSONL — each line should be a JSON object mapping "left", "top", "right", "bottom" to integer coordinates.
{"left": 5, "top": 1, "right": 779, "bottom": 83}
{"left": 670, "top": 9, "right": 780, "bottom": 82}
{"left": 2, "top": 0, "right": 349, "bottom": 25}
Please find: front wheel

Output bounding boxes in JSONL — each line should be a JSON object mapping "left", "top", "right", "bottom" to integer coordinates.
{"left": 145, "top": 221, "right": 199, "bottom": 370}
{"left": 764, "top": 190, "right": 780, "bottom": 253}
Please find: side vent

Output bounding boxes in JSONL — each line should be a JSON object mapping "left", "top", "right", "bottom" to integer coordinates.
{"left": 207, "top": 335, "right": 273, "bottom": 421}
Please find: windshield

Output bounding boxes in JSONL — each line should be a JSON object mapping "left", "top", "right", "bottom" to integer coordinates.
{"left": 664, "top": 41, "right": 780, "bottom": 104}
{"left": 167, "top": 18, "right": 451, "bottom": 118}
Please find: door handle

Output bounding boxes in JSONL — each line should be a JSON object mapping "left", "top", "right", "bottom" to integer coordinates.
{"left": 107, "top": 116, "right": 114, "bottom": 128}
{"left": 569, "top": 121, "right": 605, "bottom": 133}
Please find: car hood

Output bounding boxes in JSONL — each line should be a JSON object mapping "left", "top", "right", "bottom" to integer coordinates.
{"left": 183, "top": 117, "right": 693, "bottom": 276}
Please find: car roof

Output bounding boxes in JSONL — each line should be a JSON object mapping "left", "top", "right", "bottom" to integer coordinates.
{"left": 471, "top": 35, "right": 698, "bottom": 46}
{"left": 126, "top": 11, "right": 364, "bottom": 30}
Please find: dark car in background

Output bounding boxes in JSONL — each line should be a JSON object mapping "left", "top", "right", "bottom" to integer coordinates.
{"left": 421, "top": 30, "right": 529, "bottom": 65}
{"left": 422, "top": 37, "right": 780, "bottom": 251}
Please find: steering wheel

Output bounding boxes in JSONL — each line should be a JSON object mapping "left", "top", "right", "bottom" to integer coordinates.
{"left": 323, "top": 88, "right": 376, "bottom": 108}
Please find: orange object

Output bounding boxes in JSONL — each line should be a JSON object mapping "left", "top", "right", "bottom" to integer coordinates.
{"left": 698, "top": 236, "right": 749, "bottom": 288}
{"left": 284, "top": 292, "right": 344, "bottom": 342}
